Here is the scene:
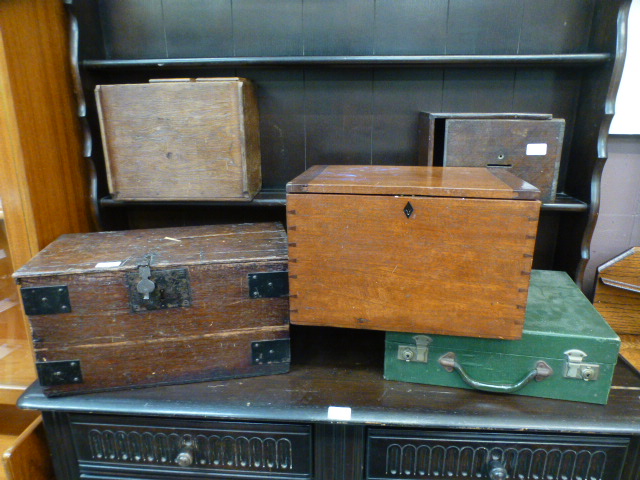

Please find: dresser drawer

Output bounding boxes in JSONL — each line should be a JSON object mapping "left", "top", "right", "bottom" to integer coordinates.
{"left": 366, "top": 429, "right": 629, "bottom": 480}
{"left": 69, "top": 414, "right": 312, "bottom": 479}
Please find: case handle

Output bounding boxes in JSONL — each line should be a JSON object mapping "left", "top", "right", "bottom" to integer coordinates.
{"left": 438, "top": 352, "right": 553, "bottom": 394}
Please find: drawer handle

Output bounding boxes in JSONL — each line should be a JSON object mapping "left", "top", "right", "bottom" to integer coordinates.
{"left": 488, "top": 460, "right": 508, "bottom": 480}
{"left": 176, "top": 448, "right": 194, "bottom": 467}
{"left": 438, "top": 352, "right": 553, "bottom": 393}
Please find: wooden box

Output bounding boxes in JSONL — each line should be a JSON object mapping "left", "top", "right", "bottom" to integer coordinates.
{"left": 384, "top": 270, "right": 621, "bottom": 405}
{"left": 286, "top": 165, "right": 541, "bottom": 340}
{"left": 13, "top": 223, "right": 289, "bottom": 397}
{"left": 95, "top": 78, "right": 261, "bottom": 201}
{"left": 418, "top": 113, "right": 564, "bottom": 202}
{"left": 593, "top": 247, "right": 640, "bottom": 373}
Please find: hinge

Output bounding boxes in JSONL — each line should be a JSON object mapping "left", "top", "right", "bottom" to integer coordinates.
{"left": 563, "top": 349, "right": 600, "bottom": 381}
{"left": 397, "top": 335, "right": 432, "bottom": 363}
{"left": 21, "top": 286, "right": 71, "bottom": 315}
{"left": 248, "top": 271, "right": 289, "bottom": 298}
{"left": 36, "top": 360, "right": 83, "bottom": 387}
{"left": 251, "top": 339, "right": 291, "bottom": 365}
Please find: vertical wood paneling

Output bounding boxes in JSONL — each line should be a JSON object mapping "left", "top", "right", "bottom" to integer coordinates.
{"left": 442, "top": 69, "right": 515, "bottom": 113}
{"left": 304, "top": 69, "right": 373, "bottom": 166}
{"left": 100, "top": 0, "right": 166, "bottom": 59}
{"left": 163, "top": 0, "right": 233, "bottom": 58}
{"left": 234, "top": 0, "right": 303, "bottom": 56}
{"left": 237, "top": 68, "right": 306, "bottom": 189}
{"left": 303, "top": 0, "right": 375, "bottom": 55}
{"left": 513, "top": 69, "right": 582, "bottom": 191}
{"left": 374, "top": 0, "right": 448, "bottom": 55}
{"left": 518, "top": 0, "right": 596, "bottom": 54}
{"left": 372, "top": 69, "right": 443, "bottom": 165}
{"left": 446, "top": 0, "right": 524, "bottom": 54}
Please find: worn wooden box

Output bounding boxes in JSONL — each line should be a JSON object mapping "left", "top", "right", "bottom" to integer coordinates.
{"left": 13, "top": 223, "right": 289, "bottom": 397}
{"left": 384, "top": 270, "right": 621, "bottom": 405}
{"left": 418, "top": 113, "right": 564, "bottom": 202}
{"left": 95, "top": 78, "right": 261, "bottom": 201}
{"left": 286, "top": 165, "right": 541, "bottom": 340}
{"left": 593, "top": 247, "right": 640, "bottom": 373}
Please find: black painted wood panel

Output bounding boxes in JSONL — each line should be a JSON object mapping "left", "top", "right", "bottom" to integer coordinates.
{"left": 442, "top": 69, "right": 516, "bottom": 113}
{"left": 446, "top": 0, "right": 524, "bottom": 54}
{"left": 304, "top": 69, "right": 373, "bottom": 166}
{"left": 99, "top": 0, "right": 166, "bottom": 59}
{"left": 372, "top": 69, "right": 443, "bottom": 165}
{"left": 234, "top": 0, "right": 303, "bottom": 57}
{"left": 519, "top": 0, "right": 596, "bottom": 54}
{"left": 163, "top": 0, "right": 233, "bottom": 58}
{"left": 303, "top": 0, "right": 375, "bottom": 55}
{"left": 373, "top": 0, "right": 448, "bottom": 55}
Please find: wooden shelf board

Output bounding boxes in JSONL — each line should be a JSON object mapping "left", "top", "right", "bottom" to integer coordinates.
{"left": 83, "top": 53, "right": 611, "bottom": 69}
{"left": 0, "top": 340, "right": 35, "bottom": 405}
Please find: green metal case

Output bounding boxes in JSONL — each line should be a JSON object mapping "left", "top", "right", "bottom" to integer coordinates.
{"left": 384, "top": 270, "right": 620, "bottom": 404}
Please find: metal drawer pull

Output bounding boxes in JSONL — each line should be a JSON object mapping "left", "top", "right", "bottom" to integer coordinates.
{"left": 488, "top": 460, "right": 508, "bottom": 480}
{"left": 438, "top": 352, "right": 553, "bottom": 393}
{"left": 176, "top": 448, "right": 194, "bottom": 467}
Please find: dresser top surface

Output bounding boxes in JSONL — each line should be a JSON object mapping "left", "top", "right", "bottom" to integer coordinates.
{"left": 18, "top": 328, "right": 640, "bottom": 435}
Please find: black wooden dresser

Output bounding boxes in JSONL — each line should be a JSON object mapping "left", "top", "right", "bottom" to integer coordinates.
{"left": 18, "top": 328, "right": 640, "bottom": 480}
{"left": 17, "top": 1, "right": 639, "bottom": 479}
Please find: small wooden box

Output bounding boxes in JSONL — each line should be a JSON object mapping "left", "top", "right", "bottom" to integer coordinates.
{"left": 593, "top": 247, "right": 640, "bottom": 373}
{"left": 418, "top": 113, "right": 564, "bottom": 202}
{"left": 287, "top": 166, "right": 541, "bottom": 340}
{"left": 95, "top": 78, "right": 261, "bottom": 201}
{"left": 13, "top": 223, "right": 289, "bottom": 397}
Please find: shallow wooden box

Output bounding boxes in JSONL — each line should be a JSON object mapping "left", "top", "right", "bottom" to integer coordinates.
{"left": 286, "top": 166, "right": 541, "bottom": 340}
{"left": 418, "top": 113, "right": 564, "bottom": 202}
{"left": 96, "top": 78, "right": 261, "bottom": 201}
{"left": 13, "top": 223, "right": 290, "bottom": 397}
{"left": 593, "top": 247, "right": 640, "bottom": 373}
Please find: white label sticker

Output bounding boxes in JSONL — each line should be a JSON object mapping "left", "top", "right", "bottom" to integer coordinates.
{"left": 95, "top": 261, "right": 122, "bottom": 268}
{"left": 327, "top": 406, "right": 352, "bottom": 420}
{"left": 526, "top": 143, "right": 548, "bottom": 156}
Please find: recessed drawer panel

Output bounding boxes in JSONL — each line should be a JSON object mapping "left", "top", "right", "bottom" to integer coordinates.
{"left": 69, "top": 414, "right": 312, "bottom": 479}
{"left": 366, "top": 429, "right": 629, "bottom": 480}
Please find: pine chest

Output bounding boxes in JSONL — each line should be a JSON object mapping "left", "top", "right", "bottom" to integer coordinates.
{"left": 384, "top": 270, "right": 621, "bottom": 405}
{"left": 286, "top": 165, "right": 541, "bottom": 340}
{"left": 13, "top": 223, "right": 289, "bottom": 397}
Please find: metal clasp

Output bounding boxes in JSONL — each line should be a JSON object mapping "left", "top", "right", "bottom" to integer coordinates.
{"left": 563, "top": 349, "right": 600, "bottom": 381}
{"left": 397, "top": 335, "right": 432, "bottom": 363}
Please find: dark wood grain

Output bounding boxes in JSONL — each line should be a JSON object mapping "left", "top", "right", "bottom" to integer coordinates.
{"left": 14, "top": 224, "right": 290, "bottom": 396}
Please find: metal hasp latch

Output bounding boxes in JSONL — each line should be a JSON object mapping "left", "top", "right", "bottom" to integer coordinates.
{"left": 564, "top": 349, "right": 600, "bottom": 381}
{"left": 397, "top": 335, "right": 432, "bottom": 363}
{"left": 126, "top": 261, "right": 191, "bottom": 312}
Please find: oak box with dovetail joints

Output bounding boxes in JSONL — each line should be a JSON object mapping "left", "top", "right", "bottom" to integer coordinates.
{"left": 286, "top": 165, "right": 541, "bottom": 340}
{"left": 13, "top": 223, "right": 290, "bottom": 397}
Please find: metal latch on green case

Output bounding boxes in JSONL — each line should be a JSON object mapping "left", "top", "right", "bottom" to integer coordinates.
{"left": 397, "top": 335, "right": 432, "bottom": 363}
{"left": 564, "top": 349, "right": 600, "bottom": 381}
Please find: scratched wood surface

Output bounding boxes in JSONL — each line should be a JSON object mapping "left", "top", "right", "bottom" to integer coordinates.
{"left": 287, "top": 185, "right": 540, "bottom": 339}
{"left": 442, "top": 119, "right": 565, "bottom": 202}
{"left": 286, "top": 165, "right": 540, "bottom": 200}
{"left": 594, "top": 247, "right": 640, "bottom": 334}
{"left": 14, "top": 224, "right": 289, "bottom": 396}
{"left": 96, "top": 78, "right": 261, "bottom": 201}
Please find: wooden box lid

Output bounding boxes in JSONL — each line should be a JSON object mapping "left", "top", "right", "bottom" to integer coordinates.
{"left": 286, "top": 165, "right": 540, "bottom": 200}
{"left": 13, "top": 223, "right": 287, "bottom": 278}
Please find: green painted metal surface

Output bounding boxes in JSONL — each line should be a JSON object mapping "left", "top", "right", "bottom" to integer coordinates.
{"left": 384, "top": 270, "right": 620, "bottom": 404}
